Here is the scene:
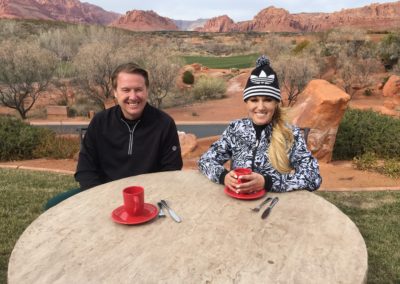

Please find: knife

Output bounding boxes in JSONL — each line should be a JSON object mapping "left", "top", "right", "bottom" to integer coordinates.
{"left": 160, "top": 200, "right": 182, "bottom": 223}
{"left": 261, "top": 197, "right": 279, "bottom": 219}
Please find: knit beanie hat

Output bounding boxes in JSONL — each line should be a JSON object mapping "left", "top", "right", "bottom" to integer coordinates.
{"left": 243, "top": 55, "right": 281, "bottom": 102}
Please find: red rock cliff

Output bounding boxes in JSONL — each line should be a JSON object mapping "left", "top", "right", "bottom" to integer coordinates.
{"left": 0, "top": 0, "right": 119, "bottom": 25}
{"left": 200, "top": 2, "right": 400, "bottom": 32}
{"left": 111, "top": 10, "right": 179, "bottom": 31}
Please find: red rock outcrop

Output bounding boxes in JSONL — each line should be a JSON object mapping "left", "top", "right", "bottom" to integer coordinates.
{"left": 383, "top": 75, "right": 400, "bottom": 97}
{"left": 0, "top": 0, "right": 119, "bottom": 25}
{"left": 111, "top": 10, "right": 178, "bottom": 31}
{"left": 200, "top": 2, "right": 400, "bottom": 33}
{"left": 289, "top": 79, "right": 351, "bottom": 162}
{"left": 196, "top": 15, "right": 237, "bottom": 32}
{"left": 178, "top": 132, "right": 198, "bottom": 158}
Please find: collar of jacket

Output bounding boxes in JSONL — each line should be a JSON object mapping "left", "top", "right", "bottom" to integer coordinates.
{"left": 244, "top": 118, "right": 273, "bottom": 137}
{"left": 114, "top": 103, "right": 153, "bottom": 123}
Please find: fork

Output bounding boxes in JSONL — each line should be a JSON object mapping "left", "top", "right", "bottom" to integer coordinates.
{"left": 157, "top": 202, "right": 166, "bottom": 217}
{"left": 250, "top": 197, "right": 272, "bottom": 212}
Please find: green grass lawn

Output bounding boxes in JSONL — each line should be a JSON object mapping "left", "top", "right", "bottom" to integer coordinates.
{"left": 317, "top": 191, "right": 400, "bottom": 283}
{"left": 183, "top": 54, "right": 259, "bottom": 69}
{"left": 0, "top": 168, "right": 78, "bottom": 283}
{"left": 1, "top": 168, "right": 399, "bottom": 283}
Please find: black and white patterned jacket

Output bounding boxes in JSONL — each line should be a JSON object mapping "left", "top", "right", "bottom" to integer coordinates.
{"left": 198, "top": 118, "right": 322, "bottom": 192}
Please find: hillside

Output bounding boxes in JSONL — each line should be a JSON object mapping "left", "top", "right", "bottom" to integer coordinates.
{"left": 0, "top": 0, "right": 119, "bottom": 25}
{"left": 198, "top": 1, "right": 400, "bottom": 32}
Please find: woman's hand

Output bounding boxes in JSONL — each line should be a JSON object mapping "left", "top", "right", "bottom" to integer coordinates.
{"left": 224, "top": 170, "right": 264, "bottom": 193}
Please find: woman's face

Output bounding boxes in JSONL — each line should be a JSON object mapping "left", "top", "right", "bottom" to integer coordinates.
{"left": 246, "top": 96, "right": 278, "bottom": 125}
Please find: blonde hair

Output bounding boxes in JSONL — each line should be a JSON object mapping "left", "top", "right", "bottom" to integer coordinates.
{"left": 268, "top": 106, "right": 294, "bottom": 173}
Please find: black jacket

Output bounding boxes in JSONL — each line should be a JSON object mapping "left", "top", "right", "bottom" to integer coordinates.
{"left": 75, "top": 104, "right": 183, "bottom": 190}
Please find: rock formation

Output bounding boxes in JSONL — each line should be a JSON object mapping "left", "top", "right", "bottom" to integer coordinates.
{"left": 383, "top": 75, "right": 400, "bottom": 97}
{"left": 0, "top": 0, "right": 119, "bottom": 25}
{"left": 289, "top": 79, "right": 351, "bottom": 162}
{"left": 111, "top": 10, "right": 178, "bottom": 31}
{"left": 196, "top": 15, "right": 237, "bottom": 32}
{"left": 178, "top": 132, "right": 198, "bottom": 158}
{"left": 199, "top": 2, "right": 400, "bottom": 32}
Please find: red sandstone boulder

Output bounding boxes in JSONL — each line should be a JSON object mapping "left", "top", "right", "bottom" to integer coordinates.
{"left": 289, "top": 79, "right": 351, "bottom": 162}
{"left": 178, "top": 132, "right": 198, "bottom": 158}
{"left": 382, "top": 75, "right": 400, "bottom": 97}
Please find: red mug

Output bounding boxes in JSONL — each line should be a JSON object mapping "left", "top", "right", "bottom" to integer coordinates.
{"left": 234, "top": 168, "right": 252, "bottom": 184}
{"left": 123, "top": 186, "right": 144, "bottom": 216}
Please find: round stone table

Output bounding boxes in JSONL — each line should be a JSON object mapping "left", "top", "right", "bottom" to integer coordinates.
{"left": 8, "top": 170, "right": 367, "bottom": 283}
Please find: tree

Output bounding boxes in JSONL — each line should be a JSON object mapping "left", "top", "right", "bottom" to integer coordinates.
{"left": 134, "top": 46, "right": 184, "bottom": 109}
{"left": 0, "top": 41, "right": 57, "bottom": 119}
{"left": 73, "top": 41, "right": 134, "bottom": 109}
{"left": 336, "top": 47, "right": 380, "bottom": 96}
{"left": 274, "top": 55, "right": 319, "bottom": 106}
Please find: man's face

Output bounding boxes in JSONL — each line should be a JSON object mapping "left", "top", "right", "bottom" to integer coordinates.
{"left": 114, "top": 72, "right": 148, "bottom": 120}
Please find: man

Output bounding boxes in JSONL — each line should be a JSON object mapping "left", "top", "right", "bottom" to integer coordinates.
{"left": 45, "top": 63, "right": 182, "bottom": 209}
{"left": 75, "top": 62, "right": 183, "bottom": 189}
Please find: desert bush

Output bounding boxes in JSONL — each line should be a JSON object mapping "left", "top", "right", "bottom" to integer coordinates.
{"left": 364, "top": 89, "right": 373, "bottom": 96}
{"left": 38, "top": 26, "right": 86, "bottom": 62}
{"left": 68, "top": 93, "right": 103, "bottom": 117}
{"left": 0, "top": 116, "right": 80, "bottom": 161}
{"left": 182, "top": 70, "right": 195, "bottom": 85}
{"left": 333, "top": 108, "right": 400, "bottom": 160}
{"left": 274, "top": 55, "right": 319, "bottom": 106}
{"left": 0, "top": 116, "right": 44, "bottom": 161}
{"left": 191, "top": 76, "right": 227, "bottom": 101}
{"left": 353, "top": 152, "right": 378, "bottom": 170}
{"left": 292, "top": 40, "right": 310, "bottom": 55}
{"left": 33, "top": 132, "right": 80, "bottom": 159}
{"left": 260, "top": 35, "right": 292, "bottom": 59}
{"left": 377, "top": 32, "right": 400, "bottom": 70}
{"left": 336, "top": 48, "right": 380, "bottom": 95}
{"left": 353, "top": 152, "right": 400, "bottom": 178}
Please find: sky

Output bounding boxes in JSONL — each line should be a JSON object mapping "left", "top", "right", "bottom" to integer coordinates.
{"left": 83, "top": 0, "right": 398, "bottom": 21}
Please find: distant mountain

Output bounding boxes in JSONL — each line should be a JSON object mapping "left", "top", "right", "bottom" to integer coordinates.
{"left": 110, "top": 10, "right": 178, "bottom": 31}
{"left": 174, "top": 18, "right": 208, "bottom": 31}
{"left": 198, "top": 1, "right": 400, "bottom": 32}
{"left": 0, "top": 0, "right": 120, "bottom": 25}
{"left": 1, "top": 0, "right": 399, "bottom": 32}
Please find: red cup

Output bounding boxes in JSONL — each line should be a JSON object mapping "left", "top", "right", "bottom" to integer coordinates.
{"left": 123, "top": 186, "right": 144, "bottom": 216}
{"left": 234, "top": 168, "right": 252, "bottom": 184}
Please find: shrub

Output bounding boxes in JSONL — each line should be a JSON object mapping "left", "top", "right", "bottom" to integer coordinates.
{"left": 191, "top": 76, "right": 227, "bottom": 101}
{"left": 33, "top": 132, "right": 80, "bottom": 159}
{"left": 364, "top": 88, "right": 373, "bottom": 96}
{"left": 182, "top": 70, "right": 195, "bottom": 85}
{"left": 353, "top": 152, "right": 378, "bottom": 170}
{"left": 333, "top": 108, "right": 400, "bottom": 160}
{"left": 0, "top": 116, "right": 43, "bottom": 161}
{"left": 353, "top": 152, "right": 400, "bottom": 178}
{"left": 0, "top": 115, "right": 80, "bottom": 161}
{"left": 292, "top": 40, "right": 310, "bottom": 54}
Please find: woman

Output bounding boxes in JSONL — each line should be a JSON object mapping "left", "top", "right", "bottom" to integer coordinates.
{"left": 198, "top": 55, "right": 322, "bottom": 193}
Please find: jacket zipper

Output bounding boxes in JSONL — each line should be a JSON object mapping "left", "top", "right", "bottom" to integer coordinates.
{"left": 121, "top": 119, "right": 140, "bottom": 156}
{"left": 251, "top": 139, "right": 260, "bottom": 170}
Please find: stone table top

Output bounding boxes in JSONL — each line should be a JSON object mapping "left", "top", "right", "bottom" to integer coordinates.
{"left": 8, "top": 170, "right": 367, "bottom": 283}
